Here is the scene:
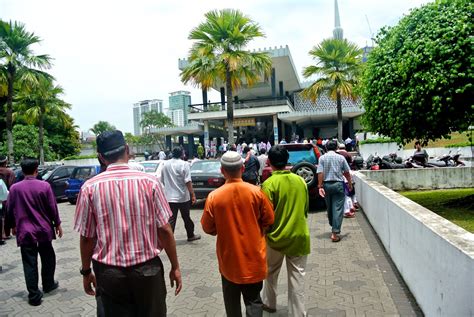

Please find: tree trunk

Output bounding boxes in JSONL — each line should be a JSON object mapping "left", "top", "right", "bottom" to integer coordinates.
{"left": 6, "top": 70, "right": 14, "bottom": 163}
{"left": 225, "top": 67, "right": 234, "bottom": 145}
{"left": 336, "top": 91, "right": 343, "bottom": 142}
{"left": 39, "top": 109, "right": 45, "bottom": 165}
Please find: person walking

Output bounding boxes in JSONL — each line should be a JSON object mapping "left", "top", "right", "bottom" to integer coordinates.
{"left": 201, "top": 151, "right": 274, "bottom": 316}
{"left": 257, "top": 148, "right": 268, "bottom": 182}
{"left": 74, "top": 130, "right": 182, "bottom": 316}
{"left": 242, "top": 146, "right": 260, "bottom": 185}
{"left": 261, "top": 145, "right": 310, "bottom": 315}
{"left": 0, "top": 155, "right": 15, "bottom": 244}
{"left": 160, "top": 147, "right": 201, "bottom": 242}
{"left": 317, "top": 140, "right": 353, "bottom": 242}
{"left": 7, "top": 158, "right": 63, "bottom": 306}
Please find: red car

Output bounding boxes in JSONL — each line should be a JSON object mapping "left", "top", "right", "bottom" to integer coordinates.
{"left": 261, "top": 143, "right": 322, "bottom": 199}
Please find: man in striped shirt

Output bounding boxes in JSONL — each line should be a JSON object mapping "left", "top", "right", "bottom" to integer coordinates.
{"left": 74, "top": 130, "right": 181, "bottom": 316}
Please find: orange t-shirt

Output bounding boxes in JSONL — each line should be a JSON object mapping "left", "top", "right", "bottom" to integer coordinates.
{"left": 201, "top": 178, "right": 274, "bottom": 284}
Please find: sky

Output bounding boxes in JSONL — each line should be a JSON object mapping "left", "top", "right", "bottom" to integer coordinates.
{"left": 1, "top": 0, "right": 431, "bottom": 134}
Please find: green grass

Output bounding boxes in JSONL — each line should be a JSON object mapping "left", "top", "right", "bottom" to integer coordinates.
{"left": 400, "top": 188, "right": 474, "bottom": 233}
{"left": 403, "top": 132, "right": 473, "bottom": 149}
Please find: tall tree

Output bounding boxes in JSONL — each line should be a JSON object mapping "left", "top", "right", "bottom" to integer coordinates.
{"left": 184, "top": 9, "right": 272, "bottom": 144}
{"left": 140, "top": 110, "right": 173, "bottom": 134}
{"left": 90, "top": 121, "right": 116, "bottom": 136}
{"left": 302, "top": 38, "right": 362, "bottom": 142}
{"left": 16, "top": 76, "right": 71, "bottom": 164}
{"left": 0, "top": 20, "right": 52, "bottom": 162}
{"left": 362, "top": 0, "right": 473, "bottom": 145}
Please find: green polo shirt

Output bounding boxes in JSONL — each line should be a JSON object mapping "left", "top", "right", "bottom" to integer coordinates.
{"left": 262, "top": 170, "right": 310, "bottom": 256}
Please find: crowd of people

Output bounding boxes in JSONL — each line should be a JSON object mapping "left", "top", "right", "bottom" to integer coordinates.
{"left": 0, "top": 130, "right": 361, "bottom": 316}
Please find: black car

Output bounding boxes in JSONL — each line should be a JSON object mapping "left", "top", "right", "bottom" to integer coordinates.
{"left": 190, "top": 160, "right": 225, "bottom": 199}
{"left": 41, "top": 165, "right": 77, "bottom": 200}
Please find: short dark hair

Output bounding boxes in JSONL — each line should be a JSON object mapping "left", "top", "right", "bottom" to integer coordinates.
{"left": 243, "top": 146, "right": 251, "bottom": 154}
{"left": 0, "top": 155, "right": 7, "bottom": 166}
{"left": 172, "top": 147, "right": 183, "bottom": 159}
{"left": 326, "top": 140, "right": 338, "bottom": 151}
{"left": 268, "top": 145, "right": 289, "bottom": 169}
{"left": 259, "top": 148, "right": 266, "bottom": 155}
{"left": 415, "top": 141, "right": 421, "bottom": 146}
{"left": 21, "top": 158, "right": 39, "bottom": 175}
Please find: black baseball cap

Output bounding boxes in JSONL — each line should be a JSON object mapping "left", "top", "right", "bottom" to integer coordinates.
{"left": 96, "top": 130, "right": 126, "bottom": 155}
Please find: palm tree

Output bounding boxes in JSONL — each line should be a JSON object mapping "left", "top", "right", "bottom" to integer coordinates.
{"left": 140, "top": 110, "right": 174, "bottom": 134}
{"left": 0, "top": 20, "right": 52, "bottom": 162}
{"left": 184, "top": 9, "right": 272, "bottom": 144}
{"left": 16, "top": 76, "right": 70, "bottom": 164}
{"left": 90, "top": 121, "right": 116, "bottom": 136}
{"left": 302, "top": 38, "right": 362, "bottom": 142}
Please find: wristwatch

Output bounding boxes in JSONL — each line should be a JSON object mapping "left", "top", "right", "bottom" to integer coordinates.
{"left": 80, "top": 267, "right": 92, "bottom": 276}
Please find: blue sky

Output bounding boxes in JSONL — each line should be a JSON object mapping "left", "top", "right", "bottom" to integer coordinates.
{"left": 1, "top": 0, "right": 431, "bottom": 134}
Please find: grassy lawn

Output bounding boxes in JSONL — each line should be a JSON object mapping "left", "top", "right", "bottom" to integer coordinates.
{"left": 400, "top": 188, "right": 474, "bottom": 233}
{"left": 403, "top": 131, "right": 473, "bottom": 149}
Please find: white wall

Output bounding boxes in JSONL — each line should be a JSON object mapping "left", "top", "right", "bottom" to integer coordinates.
{"left": 354, "top": 172, "right": 474, "bottom": 317}
{"left": 359, "top": 143, "right": 473, "bottom": 161}
{"left": 360, "top": 167, "right": 473, "bottom": 191}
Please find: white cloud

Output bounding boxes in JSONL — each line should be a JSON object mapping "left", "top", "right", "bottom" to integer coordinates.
{"left": 1, "top": 0, "right": 431, "bottom": 133}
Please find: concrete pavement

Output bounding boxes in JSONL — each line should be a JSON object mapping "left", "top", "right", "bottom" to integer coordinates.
{"left": 0, "top": 202, "right": 422, "bottom": 316}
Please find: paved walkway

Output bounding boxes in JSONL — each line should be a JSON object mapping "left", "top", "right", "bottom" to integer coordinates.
{"left": 0, "top": 202, "right": 422, "bottom": 316}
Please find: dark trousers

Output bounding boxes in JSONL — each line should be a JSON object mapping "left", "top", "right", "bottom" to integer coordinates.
{"left": 221, "top": 275, "right": 263, "bottom": 317}
{"left": 323, "top": 181, "right": 346, "bottom": 233}
{"left": 20, "top": 241, "right": 56, "bottom": 303}
{"left": 93, "top": 257, "right": 167, "bottom": 317}
{"left": 168, "top": 201, "right": 195, "bottom": 238}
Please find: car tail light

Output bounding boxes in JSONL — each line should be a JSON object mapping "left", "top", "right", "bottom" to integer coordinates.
{"left": 313, "top": 146, "right": 321, "bottom": 159}
{"left": 207, "top": 177, "right": 225, "bottom": 187}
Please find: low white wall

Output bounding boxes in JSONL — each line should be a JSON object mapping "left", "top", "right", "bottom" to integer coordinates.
{"left": 360, "top": 167, "right": 473, "bottom": 191}
{"left": 359, "top": 143, "right": 473, "bottom": 161}
{"left": 60, "top": 158, "right": 100, "bottom": 166}
{"left": 354, "top": 172, "right": 474, "bottom": 317}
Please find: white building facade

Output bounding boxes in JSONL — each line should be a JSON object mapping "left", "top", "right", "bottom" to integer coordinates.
{"left": 133, "top": 99, "right": 164, "bottom": 135}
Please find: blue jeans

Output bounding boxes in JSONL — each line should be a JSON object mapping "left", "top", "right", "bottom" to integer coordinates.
{"left": 323, "top": 182, "right": 345, "bottom": 233}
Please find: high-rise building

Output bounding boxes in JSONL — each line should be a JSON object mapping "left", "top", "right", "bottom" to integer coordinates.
{"left": 133, "top": 99, "right": 164, "bottom": 135}
{"left": 168, "top": 91, "right": 191, "bottom": 127}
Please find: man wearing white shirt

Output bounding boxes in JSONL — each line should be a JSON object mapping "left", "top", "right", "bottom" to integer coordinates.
{"left": 161, "top": 147, "right": 201, "bottom": 242}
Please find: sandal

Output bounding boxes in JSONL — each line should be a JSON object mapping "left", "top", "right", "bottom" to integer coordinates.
{"left": 331, "top": 234, "right": 341, "bottom": 242}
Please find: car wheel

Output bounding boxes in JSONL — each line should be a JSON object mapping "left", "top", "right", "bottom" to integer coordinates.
{"left": 291, "top": 162, "right": 317, "bottom": 188}
{"left": 68, "top": 198, "right": 77, "bottom": 205}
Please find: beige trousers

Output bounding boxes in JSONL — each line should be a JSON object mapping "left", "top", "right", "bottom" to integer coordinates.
{"left": 262, "top": 246, "right": 307, "bottom": 316}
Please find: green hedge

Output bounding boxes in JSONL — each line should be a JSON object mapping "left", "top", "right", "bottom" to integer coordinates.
{"left": 445, "top": 142, "right": 473, "bottom": 148}
{"left": 63, "top": 154, "right": 97, "bottom": 160}
{"left": 359, "top": 137, "right": 396, "bottom": 145}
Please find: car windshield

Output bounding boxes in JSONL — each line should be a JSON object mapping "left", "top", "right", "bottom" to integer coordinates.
{"left": 191, "top": 161, "right": 221, "bottom": 174}
{"left": 41, "top": 170, "right": 53, "bottom": 180}
{"left": 140, "top": 163, "right": 159, "bottom": 173}
{"left": 287, "top": 148, "right": 317, "bottom": 165}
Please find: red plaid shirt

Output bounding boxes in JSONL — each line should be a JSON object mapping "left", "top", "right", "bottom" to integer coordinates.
{"left": 74, "top": 164, "right": 172, "bottom": 267}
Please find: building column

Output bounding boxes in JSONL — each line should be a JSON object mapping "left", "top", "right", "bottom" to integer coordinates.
{"left": 178, "top": 136, "right": 184, "bottom": 147}
{"left": 271, "top": 68, "right": 276, "bottom": 98}
{"left": 279, "top": 81, "right": 284, "bottom": 97}
{"left": 187, "top": 134, "right": 194, "bottom": 159}
{"left": 165, "top": 135, "right": 172, "bottom": 151}
{"left": 291, "top": 121, "right": 297, "bottom": 142}
{"left": 273, "top": 114, "right": 279, "bottom": 145}
{"left": 281, "top": 122, "right": 286, "bottom": 142}
{"left": 204, "top": 120, "right": 210, "bottom": 157}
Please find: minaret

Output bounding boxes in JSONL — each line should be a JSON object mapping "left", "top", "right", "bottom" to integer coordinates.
{"left": 333, "top": 0, "right": 344, "bottom": 40}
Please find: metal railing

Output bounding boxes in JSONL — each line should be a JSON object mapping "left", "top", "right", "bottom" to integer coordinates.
{"left": 188, "top": 96, "right": 294, "bottom": 113}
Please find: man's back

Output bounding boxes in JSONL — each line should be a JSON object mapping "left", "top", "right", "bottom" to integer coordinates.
{"left": 0, "top": 167, "right": 15, "bottom": 189}
{"left": 318, "top": 151, "right": 349, "bottom": 182}
{"left": 74, "top": 164, "right": 171, "bottom": 267}
{"left": 8, "top": 177, "right": 59, "bottom": 246}
{"left": 262, "top": 171, "right": 310, "bottom": 256}
{"left": 161, "top": 158, "right": 190, "bottom": 203}
{"left": 202, "top": 179, "right": 274, "bottom": 284}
